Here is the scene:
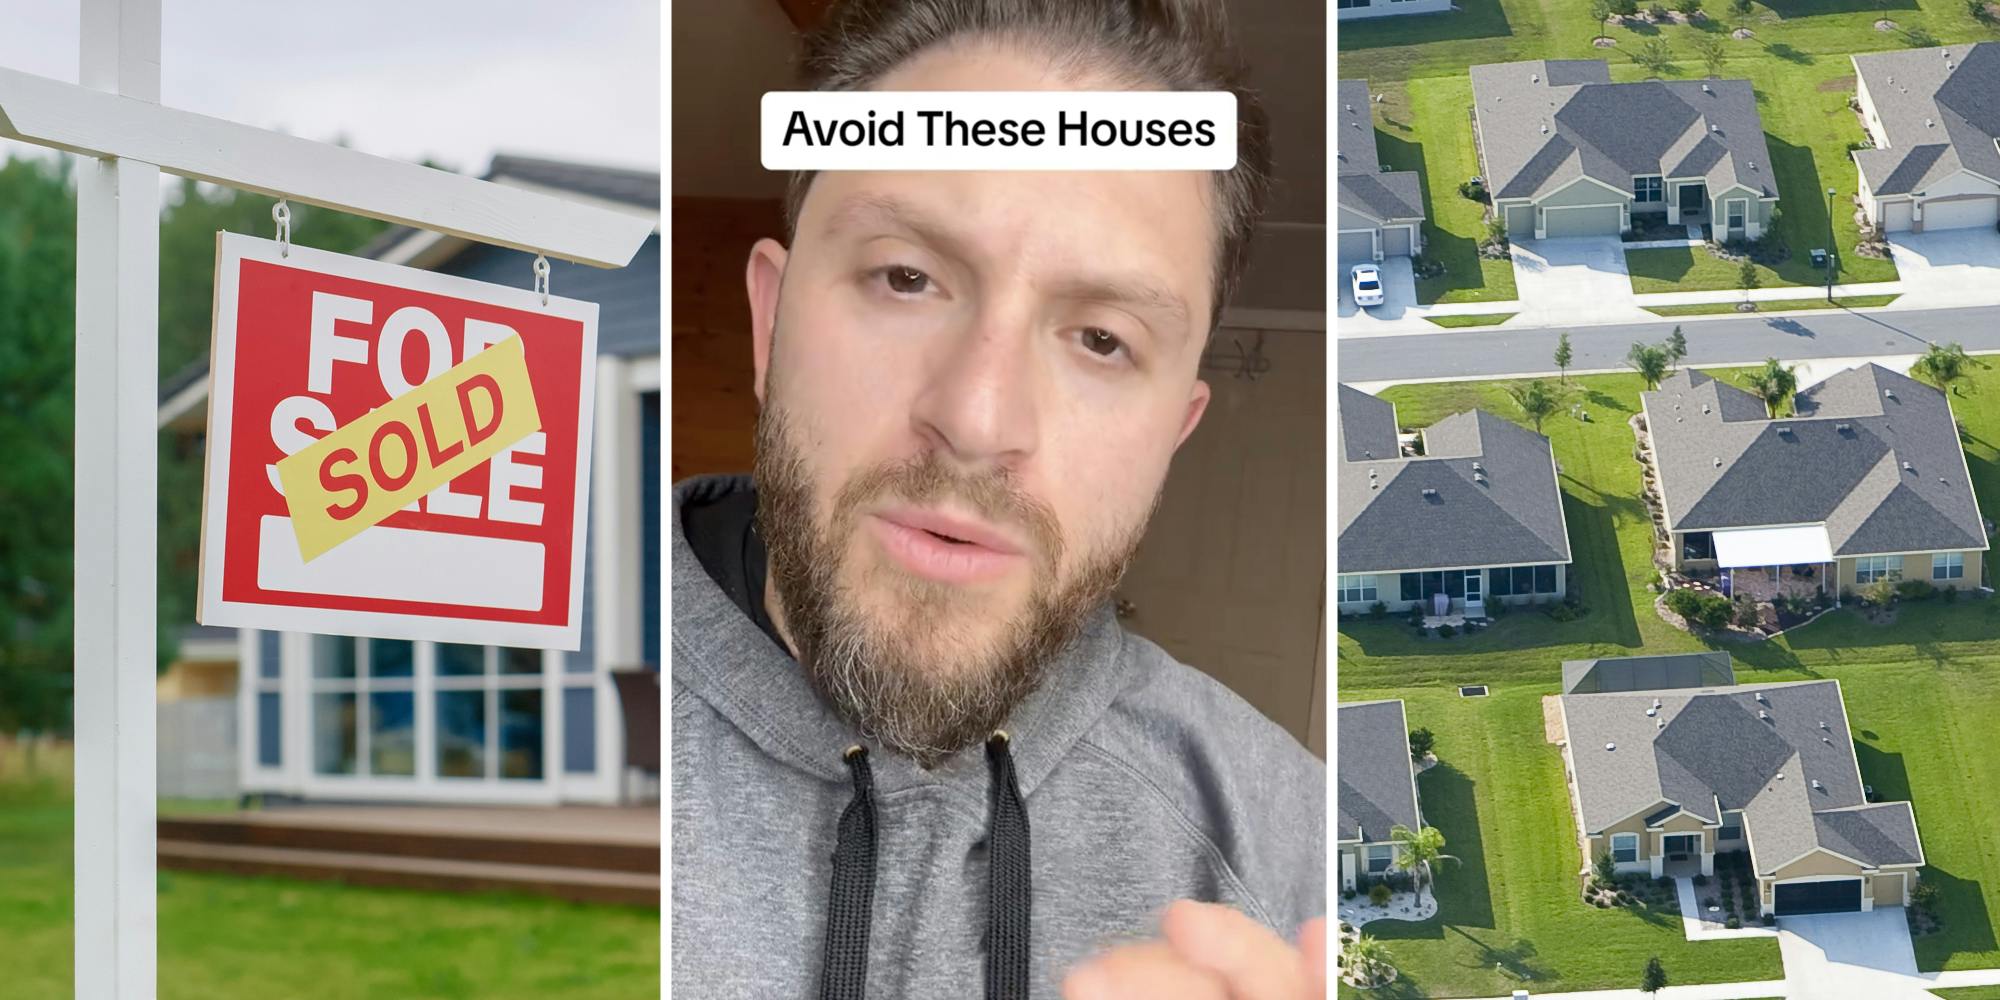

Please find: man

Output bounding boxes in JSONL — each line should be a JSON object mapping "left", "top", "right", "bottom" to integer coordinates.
{"left": 671, "top": 1, "right": 1325, "bottom": 997}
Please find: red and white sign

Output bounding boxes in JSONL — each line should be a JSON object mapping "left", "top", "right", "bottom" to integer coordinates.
{"left": 198, "top": 232, "right": 597, "bottom": 648}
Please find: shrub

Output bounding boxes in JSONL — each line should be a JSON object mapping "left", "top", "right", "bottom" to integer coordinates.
{"left": 1488, "top": 598, "right": 1510, "bottom": 618}
{"left": 1410, "top": 253, "right": 1446, "bottom": 279}
{"left": 1693, "top": 873, "right": 1709, "bottom": 886}
{"left": 1762, "top": 912, "right": 1776, "bottom": 926}
{"left": 1369, "top": 882, "right": 1393, "bottom": 906}
{"left": 1730, "top": 0, "right": 1752, "bottom": 15}
{"left": 1437, "top": 623, "right": 1457, "bottom": 638}
{"left": 1734, "top": 596, "right": 1761, "bottom": 628}
{"left": 1726, "top": 916, "right": 1741, "bottom": 929}
{"left": 1548, "top": 603, "right": 1579, "bottom": 622}
{"left": 1665, "top": 588, "right": 1704, "bottom": 618}
{"left": 1675, "top": 0, "right": 1702, "bottom": 13}
{"left": 1408, "top": 605, "right": 1425, "bottom": 628}
{"left": 1370, "top": 600, "right": 1389, "bottom": 620}
{"left": 1458, "top": 178, "right": 1489, "bottom": 203}
{"left": 1897, "top": 579, "right": 1937, "bottom": 602}
{"left": 1409, "top": 727, "right": 1436, "bottom": 761}
{"left": 1342, "top": 888, "right": 1357, "bottom": 901}
{"left": 1648, "top": 3, "right": 1671, "bottom": 18}
{"left": 1863, "top": 578, "right": 1897, "bottom": 607}
{"left": 1612, "top": 0, "right": 1640, "bottom": 14}
{"left": 1594, "top": 850, "right": 1618, "bottom": 888}
{"left": 1912, "top": 879, "right": 1940, "bottom": 909}
{"left": 1943, "top": 585, "right": 1960, "bottom": 603}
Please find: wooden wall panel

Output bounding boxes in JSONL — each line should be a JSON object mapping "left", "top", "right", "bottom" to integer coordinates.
{"left": 671, "top": 196, "right": 784, "bottom": 480}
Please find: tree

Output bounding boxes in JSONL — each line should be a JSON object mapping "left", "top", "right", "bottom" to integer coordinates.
{"left": 1738, "top": 258, "right": 1761, "bottom": 303}
{"left": 1594, "top": 849, "right": 1619, "bottom": 888}
{"left": 1391, "top": 824, "right": 1459, "bottom": 908}
{"left": 1628, "top": 341, "right": 1670, "bottom": 389}
{"left": 1744, "top": 357, "right": 1799, "bottom": 416}
{"left": 1409, "top": 727, "right": 1436, "bottom": 762}
{"left": 1508, "top": 378, "right": 1566, "bottom": 434}
{"left": 1690, "top": 30, "right": 1727, "bottom": 77}
{"left": 1344, "top": 934, "right": 1392, "bottom": 986}
{"left": 1665, "top": 325, "right": 1688, "bottom": 371}
{"left": 1554, "top": 331, "right": 1574, "bottom": 383}
{"left": 1911, "top": 341, "right": 1986, "bottom": 397}
{"left": 1642, "top": 956, "right": 1669, "bottom": 994}
{"left": 1633, "top": 38, "right": 1676, "bottom": 74}
{"left": 1591, "top": 0, "right": 1616, "bottom": 32}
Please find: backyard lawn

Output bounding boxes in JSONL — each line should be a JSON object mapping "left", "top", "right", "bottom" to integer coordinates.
{"left": 0, "top": 774, "right": 659, "bottom": 999}
{"left": 1338, "top": 367, "right": 2000, "bottom": 996}
{"left": 1368, "top": 80, "right": 1521, "bottom": 305}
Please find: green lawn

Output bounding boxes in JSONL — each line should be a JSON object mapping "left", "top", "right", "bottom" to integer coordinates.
{"left": 1935, "top": 987, "right": 2000, "bottom": 999}
{"left": 1643, "top": 294, "right": 1899, "bottom": 316}
{"left": 0, "top": 779, "right": 658, "bottom": 999}
{"left": 1370, "top": 79, "right": 1521, "bottom": 305}
{"left": 1425, "top": 312, "right": 1519, "bottom": 327}
{"left": 1338, "top": 368, "right": 2000, "bottom": 996}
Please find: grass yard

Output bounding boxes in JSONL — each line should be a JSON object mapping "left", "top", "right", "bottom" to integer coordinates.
{"left": 1425, "top": 312, "right": 1519, "bottom": 327}
{"left": 1643, "top": 294, "right": 1899, "bottom": 316}
{"left": 0, "top": 778, "right": 659, "bottom": 999}
{"left": 1370, "top": 79, "right": 1521, "bottom": 305}
{"left": 1935, "top": 988, "right": 2000, "bottom": 999}
{"left": 1337, "top": 367, "right": 2000, "bottom": 995}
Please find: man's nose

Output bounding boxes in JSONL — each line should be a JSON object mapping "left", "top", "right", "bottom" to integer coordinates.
{"left": 908, "top": 306, "right": 1040, "bottom": 468}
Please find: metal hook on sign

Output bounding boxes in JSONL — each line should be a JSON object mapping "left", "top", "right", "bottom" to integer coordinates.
{"left": 533, "top": 254, "right": 551, "bottom": 306}
{"left": 272, "top": 199, "right": 291, "bottom": 258}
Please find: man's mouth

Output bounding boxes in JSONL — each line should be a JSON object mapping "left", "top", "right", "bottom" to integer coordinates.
{"left": 866, "top": 507, "right": 1027, "bottom": 585}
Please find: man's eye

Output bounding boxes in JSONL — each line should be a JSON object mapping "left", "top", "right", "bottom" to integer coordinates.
{"left": 1080, "top": 328, "right": 1123, "bottom": 357}
{"left": 882, "top": 266, "right": 930, "bottom": 294}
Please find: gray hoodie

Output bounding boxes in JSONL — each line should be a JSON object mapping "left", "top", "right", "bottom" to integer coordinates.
{"left": 671, "top": 475, "right": 1325, "bottom": 998}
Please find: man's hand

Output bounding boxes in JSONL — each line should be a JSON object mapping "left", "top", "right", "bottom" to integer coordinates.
{"left": 1061, "top": 901, "right": 1327, "bottom": 1000}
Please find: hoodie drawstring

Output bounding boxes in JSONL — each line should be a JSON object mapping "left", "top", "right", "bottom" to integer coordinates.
{"left": 818, "top": 745, "right": 878, "bottom": 1000}
{"left": 814, "top": 735, "right": 1034, "bottom": 1000}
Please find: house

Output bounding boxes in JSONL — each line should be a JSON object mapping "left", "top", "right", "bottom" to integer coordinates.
{"left": 1337, "top": 699, "right": 1424, "bottom": 892}
{"left": 1335, "top": 0, "right": 1454, "bottom": 21}
{"left": 1556, "top": 658, "right": 1924, "bottom": 916}
{"left": 1562, "top": 651, "right": 1735, "bottom": 695}
{"left": 1336, "top": 384, "right": 1571, "bottom": 615}
{"left": 157, "top": 154, "right": 661, "bottom": 806}
{"left": 1337, "top": 79, "right": 1427, "bottom": 271}
{"left": 1639, "top": 366, "right": 1987, "bottom": 598}
{"left": 1469, "top": 60, "right": 1779, "bottom": 241}
{"left": 1851, "top": 42, "right": 2000, "bottom": 233}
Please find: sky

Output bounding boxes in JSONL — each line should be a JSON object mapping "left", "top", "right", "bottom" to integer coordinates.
{"left": 0, "top": 0, "right": 660, "bottom": 176}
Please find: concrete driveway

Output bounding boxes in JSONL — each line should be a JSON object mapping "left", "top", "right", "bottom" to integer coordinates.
{"left": 1777, "top": 908, "right": 1929, "bottom": 999}
{"left": 1510, "top": 236, "right": 1656, "bottom": 326}
{"left": 1887, "top": 229, "right": 2000, "bottom": 309}
{"left": 1336, "top": 255, "right": 1420, "bottom": 329}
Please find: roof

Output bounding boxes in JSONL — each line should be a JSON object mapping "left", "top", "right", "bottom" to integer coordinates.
{"left": 1337, "top": 386, "right": 1572, "bottom": 574}
{"left": 1337, "top": 79, "right": 1427, "bottom": 223}
{"left": 1563, "top": 679, "right": 1922, "bottom": 873}
{"left": 1337, "top": 700, "right": 1422, "bottom": 844}
{"left": 1852, "top": 43, "right": 2000, "bottom": 196}
{"left": 356, "top": 153, "right": 660, "bottom": 260}
{"left": 1470, "top": 60, "right": 1779, "bottom": 203}
{"left": 1561, "top": 651, "right": 1736, "bottom": 694}
{"left": 1641, "top": 366, "right": 1987, "bottom": 556}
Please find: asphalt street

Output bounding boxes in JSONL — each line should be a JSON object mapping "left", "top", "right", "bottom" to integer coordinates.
{"left": 1337, "top": 304, "right": 2000, "bottom": 383}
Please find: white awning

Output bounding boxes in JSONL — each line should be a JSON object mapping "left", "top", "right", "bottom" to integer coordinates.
{"left": 1711, "top": 525, "right": 1834, "bottom": 569}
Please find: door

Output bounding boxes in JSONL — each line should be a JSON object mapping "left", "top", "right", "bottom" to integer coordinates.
{"left": 1665, "top": 834, "right": 1699, "bottom": 860}
{"left": 1462, "top": 569, "right": 1484, "bottom": 615}
{"left": 1921, "top": 196, "right": 2000, "bottom": 231}
{"left": 1115, "top": 328, "right": 1326, "bottom": 755}
{"left": 1775, "top": 878, "right": 1862, "bottom": 916}
{"left": 1542, "top": 205, "right": 1621, "bottom": 238}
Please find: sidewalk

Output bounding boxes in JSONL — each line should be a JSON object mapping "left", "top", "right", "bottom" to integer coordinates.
{"left": 1451, "top": 982, "right": 1789, "bottom": 1000}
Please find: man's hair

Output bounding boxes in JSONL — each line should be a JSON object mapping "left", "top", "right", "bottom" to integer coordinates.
{"left": 785, "top": 0, "right": 1272, "bottom": 329}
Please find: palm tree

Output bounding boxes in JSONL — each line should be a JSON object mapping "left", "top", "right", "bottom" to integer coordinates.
{"left": 1911, "top": 341, "right": 1985, "bottom": 397}
{"left": 1628, "top": 342, "right": 1670, "bottom": 390}
{"left": 1507, "top": 378, "right": 1566, "bottom": 434}
{"left": 1344, "top": 933, "right": 1393, "bottom": 986}
{"left": 1390, "top": 824, "right": 1459, "bottom": 909}
{"left": 1743, "top": 357, "right": 1798, "bottom": 416}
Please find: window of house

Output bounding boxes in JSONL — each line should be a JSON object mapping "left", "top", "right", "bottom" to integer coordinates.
{"left": 1337, "top": 0, "right": 1371, "bottom": 8}
{"left": 1492, "top": 565, "right": 1560, "bottom": 596}
{"left": 1727, "top": 202, "right": 1745, "bottom": 229}
{"left": 1856, "top": 555, "right": 1903, "bottom": 584}
{"left": 1933, "top": 552, "right": 1964, "bottom": 580}
{"left": 1634, "top": 176, "right": 1663, "bottom": 203}
{"left": 1367, "top": 844, "right": 1395, "bottom": 873}
{"left": 1401, "top": 571, "right": 1464, "bottom": 602}
{"left": 1611, "top": 833, "right": 1639, "bottom": 864}
{"left": 1719, "top": 814, "right": 1743, "bottom": 841}
{"left": 1338, "top": 575, "right": 1378, "bottom": 604}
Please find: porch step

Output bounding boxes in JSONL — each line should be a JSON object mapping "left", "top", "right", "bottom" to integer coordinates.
{"left": 158, "top": 839, "right": 659, "bottom": 907}
{"left": 158, "top": 812, "right": 658, "bottom": 875}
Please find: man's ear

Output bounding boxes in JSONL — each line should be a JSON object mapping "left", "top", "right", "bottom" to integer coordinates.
{"left": 745, "top": 237, "right": 789, "bottom": 405}
{"left": 1175, "top": 379, "right": 1212, "bottom": 449}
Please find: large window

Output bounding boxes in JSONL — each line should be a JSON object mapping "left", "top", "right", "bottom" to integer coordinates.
{"left": 1366, "top": 844, "right": 1395, "bottom": 873}
{"left": 1337, "top": 0, "right": 1371, "bottom": 7}
{"left": 310, "top": 636, "right": 414, "bottom": 778}
{"left": 1856, "top": 555, "right": 1903, "bottom": 584}
{"left": 1933, "top": 552, "right": 1965, "bottom": 581}
{"left": 1726, "top": 201, "right": 1746, "bottom": 229}
{"left": 1338, "top": 575, "right": 1378, "bottom": 604}
{"left": 1634, "top": 176, "right": 1663, "bottom": 203}
{"left": 1719, "top": 813, "right": 1744, "bottom": 842}
{"left": 1611, "top": 833, "right": 1639, "bottom": 864}
{"left": 435, "top": 643, "right": 546, "bottom": 782}
{"left": 1487, "top": 564, "right": 1560, "bottom": 597}
{"left": 1400, "top": 571, "right": 1465, "bottom": 603}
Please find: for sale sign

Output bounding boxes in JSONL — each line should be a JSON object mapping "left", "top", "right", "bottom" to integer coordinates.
{"left": 198, "top": 233, "right": 597, "bottom": 648}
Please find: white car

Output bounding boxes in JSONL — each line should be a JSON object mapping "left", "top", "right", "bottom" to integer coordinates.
{"left": 1350, "top": 263, "right": 1385, "bottom": 307}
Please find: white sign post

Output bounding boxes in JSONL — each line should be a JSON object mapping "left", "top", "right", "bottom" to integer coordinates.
{"left": 0, "top": 2, "right": 652, "bottom": 996}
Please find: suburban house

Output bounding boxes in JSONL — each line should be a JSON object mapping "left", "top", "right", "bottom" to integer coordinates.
{"left": 1336, "top": 0, "right": 1453, "bottom": 21}
{"left": 1639, "top": 365, "right": 1988, "bottom": 598}
{"left": 1556, "top": 656, "right": 1924, "bottom": 916}
{"left": 1337, "top": 79, "right": 1427, "bottom": 271}
{"left": 1469, "top": 60, "right": 1779, "bottom": 241}
{"left": 1338, "top": 699, "right": 1424, "bottom": 892}
{"left": 1851, "top": 42, "right": 2000, "bottom": 234}
{"left": 1562, "top": 651, "right": 1736, "bottom": 695}
{"left": 1336, "top": 384, "right": 1571, "bottom": 615}
{"left": 156, "top": 154, "right": 662, "bottom": 806}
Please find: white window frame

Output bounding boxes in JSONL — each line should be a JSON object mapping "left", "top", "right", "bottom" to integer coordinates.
{"left": 1634, "top": 175, "right": 1664, "bottom": 204}
{"left": 1856, "top": 554, "right": 1904, "bottom": 584}
{"left": 1933, "top": 551, "right": 1965, "bottom": 581}
{"left": 1338, "top": 574, "right": 1378, "bottom": 604}
{"left": 1611, "top": 832, "right": 1640, "bottom": 864}
{"left": 1366, "top": 844, "right": 1395, "bottom": 873}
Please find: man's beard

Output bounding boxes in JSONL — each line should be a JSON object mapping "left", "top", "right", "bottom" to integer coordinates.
{"left": 753, "top": 404, "right": 1153, "bottom": 767}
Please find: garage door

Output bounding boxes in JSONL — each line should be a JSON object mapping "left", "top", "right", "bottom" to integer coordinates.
{"left": 1775, "top": 878, "right": 1862, "bottom": 916}
{"left": 1543, "top": 205, "right": 1622, "bottom": 238}
{"left": 1338, "top": 230, "right": 1377, "bottom": 270}
{"left": 1383, "top": 225, "right": 1413, "bottom": 257}
{"left": 1921, "top": 197, "right": 2000, "bottom": 232}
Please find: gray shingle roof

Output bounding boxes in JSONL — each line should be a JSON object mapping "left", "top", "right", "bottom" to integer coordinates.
{"left": 1562, "top": 651, "right": 1736, "bottom": 694}
{"left": 1470, "top": 60, "right": 1779, "bottom": 203}
{"left": 1851, "top": 43, "right": 2000, "bottom": 196}
{"left": 1337, "top": 700, "right": 1422, "bottom": 844}
{"left": 1641, "top": 366, "right": 1987, "bottom": 555}
{"left": 1337, "top": 79, "right": 1427, "bottom": 223}
{"left": 1338, "top": 384, "right": 1401, "bottom": 462}
{"left": 1562, "top": 679, "right": 1922, "bottom": 873}
{"left": 1338, "top": 387, "right": 1571, "bottom": 574}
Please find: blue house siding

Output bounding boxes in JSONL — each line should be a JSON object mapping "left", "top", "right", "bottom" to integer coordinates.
{"left": 437, "top": 234, "right": 661, "bottom": 358}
